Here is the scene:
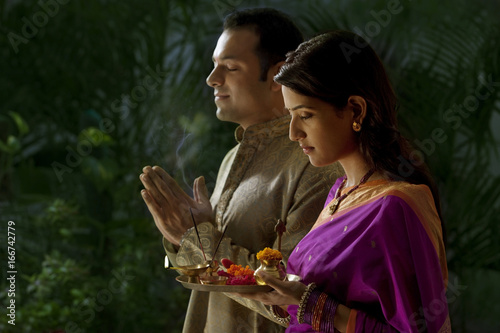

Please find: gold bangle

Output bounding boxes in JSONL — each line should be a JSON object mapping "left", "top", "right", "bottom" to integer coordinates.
{"left": 270, "top": 305, "right": 290, "bottom": 325}
{"left": 297, "top": 282, "right": 316, "bottom": 324}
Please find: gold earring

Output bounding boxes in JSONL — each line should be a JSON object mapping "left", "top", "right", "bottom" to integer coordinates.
{"left": 352, "top": 122, "right": 362, "bottom": 132}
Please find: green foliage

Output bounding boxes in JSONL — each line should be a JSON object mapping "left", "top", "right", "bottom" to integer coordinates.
{"left": 0, "top": 0, "right": 499, "bottom": 332}
{"left": 0, "top": 111, "right": 29, "bottom": 191}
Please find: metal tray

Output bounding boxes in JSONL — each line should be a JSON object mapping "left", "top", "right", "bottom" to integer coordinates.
{"left": 176, "top": 275, "right": 273, "bottom": 293}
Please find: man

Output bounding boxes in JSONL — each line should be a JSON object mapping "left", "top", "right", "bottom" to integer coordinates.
{"left": 140, "top": 8, "right": 342, "bottom": 332}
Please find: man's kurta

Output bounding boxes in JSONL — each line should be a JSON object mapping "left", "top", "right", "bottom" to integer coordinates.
{"left": 165, "top": 115, "right": 342, "bottom": 333}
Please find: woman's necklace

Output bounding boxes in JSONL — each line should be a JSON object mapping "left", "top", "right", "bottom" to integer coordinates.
{"left": 328, "top": 168, "right": 375, "bottom": 215}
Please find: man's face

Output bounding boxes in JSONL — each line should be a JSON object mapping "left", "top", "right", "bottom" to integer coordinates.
{"left": 206, "top": 28, "right": 275, "bottom": 129}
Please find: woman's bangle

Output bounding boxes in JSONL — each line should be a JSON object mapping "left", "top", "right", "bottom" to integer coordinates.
{"left": 300, "top": 287, "right": 340, "bottom": 332}
{"left": 297, "top": 282, "right": 316, "bottom": 324}
{"left": 311, "top": 292, "right": 328, "bottom": 330}
{"left": 320, "top": 295, "right": 339, "bottom": 332}
{"left": 270, "top": 305, "right": 290, "bottom": 325}
{"left": 304, "top": 290, "right": 321, "bottom": 324}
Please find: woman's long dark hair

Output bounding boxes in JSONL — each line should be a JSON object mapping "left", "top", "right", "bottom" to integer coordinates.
{"left": 275, "top": 30, "right": 445, "bottom": 237}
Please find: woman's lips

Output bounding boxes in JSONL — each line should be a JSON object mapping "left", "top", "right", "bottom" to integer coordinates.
{"left": 300, "top": 145, "right": 314, "bottom": 154}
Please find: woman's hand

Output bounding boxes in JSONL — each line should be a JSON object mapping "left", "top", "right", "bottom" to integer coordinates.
{"left": 232, "top": 271, "right": 307, "bottom": 306}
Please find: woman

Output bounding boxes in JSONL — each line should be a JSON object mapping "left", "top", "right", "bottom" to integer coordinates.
{"left": 237, "top": 31, "right": 450, "bottom": 332}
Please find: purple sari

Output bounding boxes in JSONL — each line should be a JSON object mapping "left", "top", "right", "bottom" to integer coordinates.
{"left": 286, "top": 179, "right": 450, "bottom": 333}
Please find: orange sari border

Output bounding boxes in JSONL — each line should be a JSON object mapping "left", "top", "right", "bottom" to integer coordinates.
{"left": 345, "top": 309, "right": 358, "bottom": 333}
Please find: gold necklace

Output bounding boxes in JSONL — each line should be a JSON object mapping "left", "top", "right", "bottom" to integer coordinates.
{"left": 328, "top": 169, "right": 375, "bottom": 215}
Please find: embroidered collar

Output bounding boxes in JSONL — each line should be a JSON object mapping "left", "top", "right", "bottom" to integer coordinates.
{"left": 234, "top": 115, "right": 290, "bottom": 143}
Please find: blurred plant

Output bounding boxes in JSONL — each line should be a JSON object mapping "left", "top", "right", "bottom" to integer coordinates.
{"left": 0, "top": 111, "right": 29, "bottom": 196}
{"left": 17, "top": 251, "right": 89, "bottom": 332}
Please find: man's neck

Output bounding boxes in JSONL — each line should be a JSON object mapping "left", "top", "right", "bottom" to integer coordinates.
{"left": 239, "top": 104, "right": 287, "bottom": 130}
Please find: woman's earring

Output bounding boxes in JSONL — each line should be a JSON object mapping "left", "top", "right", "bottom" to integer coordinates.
{"left": 352, "top": 122, "right": 362, "bottom": 132}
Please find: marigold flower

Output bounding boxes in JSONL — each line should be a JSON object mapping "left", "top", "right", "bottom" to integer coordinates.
{"left": 226, "top": 264, "right": 254, "bottom": 276}
{"left": 256, "top": 247, "right": 283, "bottom": 261}
{"left": 217, "top": 264, "right": 256, "bottom": 285}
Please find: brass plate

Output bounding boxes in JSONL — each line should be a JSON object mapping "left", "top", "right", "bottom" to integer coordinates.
{"left": 175, "top": 275, "right": 273, "bottom": 293}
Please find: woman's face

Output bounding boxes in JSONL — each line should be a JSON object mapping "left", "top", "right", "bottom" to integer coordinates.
{"left": 283, "top": 86, "right": 358, "bottom": 167}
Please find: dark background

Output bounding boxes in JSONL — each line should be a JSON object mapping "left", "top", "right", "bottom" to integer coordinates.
{"left": 1, "top": 0, "right": 499, "bottom": 332}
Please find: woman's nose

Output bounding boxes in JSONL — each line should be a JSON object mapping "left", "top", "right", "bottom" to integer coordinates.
{"left": 289, "top": 118, "right": 305, "bottom": 142}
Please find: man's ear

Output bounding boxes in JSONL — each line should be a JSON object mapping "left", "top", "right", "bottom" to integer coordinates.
{"left": 269, "top": 61, "right": 285, "bottom": 92}
{"left": 348, "top": 95, "right": 367, "bottom": 123}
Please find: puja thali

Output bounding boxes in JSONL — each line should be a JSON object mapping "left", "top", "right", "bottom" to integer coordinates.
{"left": 175, "top": 275, "right": 273, "bottom": 293}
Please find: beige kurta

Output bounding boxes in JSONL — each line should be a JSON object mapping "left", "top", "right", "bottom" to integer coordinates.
{"left": 165, "top": 115, "right": 343, "bottom": 333}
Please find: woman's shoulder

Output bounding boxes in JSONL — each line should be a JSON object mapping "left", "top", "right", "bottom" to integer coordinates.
{"left": 378, "top": 181, "right": 446, "bottom": 273}
{"left": 352, "top": 180, "right": 437, "bottom": 215}
{"left": 354, "top": 180, "right": 434, "bottom": 208}
{"left": 382, "top": 181, "right": 434, "bottom": 204}
{"left": 380, "top": 181, "right": 433, "bottom": 201}
{"left": 376, "top": 181, "right": 441, "bottom": 230}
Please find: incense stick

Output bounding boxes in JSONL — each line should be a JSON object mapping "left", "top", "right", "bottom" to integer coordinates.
{"left": 211, "top": 224, "right": 228, "bottom": 261}
{"left": 189, "top": 208, "right": 207, "bottom": 262}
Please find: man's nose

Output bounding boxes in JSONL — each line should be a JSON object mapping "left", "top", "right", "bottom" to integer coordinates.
{"left": 206, "top": 67, "right": 223, "bottom": 87}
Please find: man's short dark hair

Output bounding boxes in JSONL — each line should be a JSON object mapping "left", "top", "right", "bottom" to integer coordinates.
{"left": 223, "top": 8, "right": 304, "bottom": 81}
